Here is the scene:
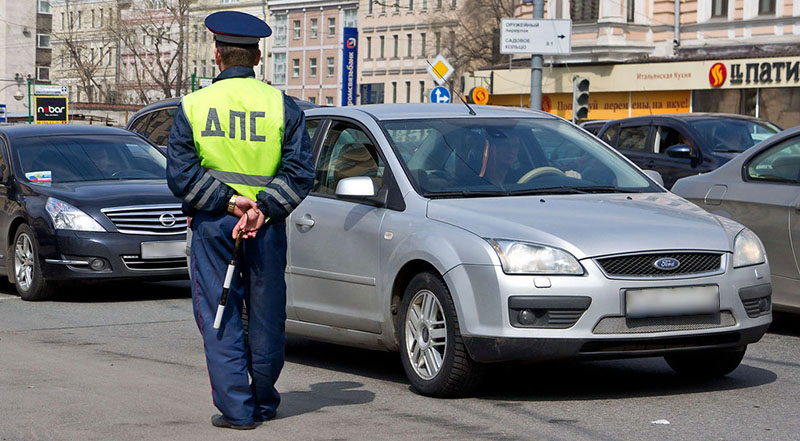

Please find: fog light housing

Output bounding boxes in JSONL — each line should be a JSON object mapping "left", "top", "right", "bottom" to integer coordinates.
{"left": 518, "top": 309, "right": 535, "bottom": 326}
{"left": 89, "top": 258, "right": 106, "bottom": 271}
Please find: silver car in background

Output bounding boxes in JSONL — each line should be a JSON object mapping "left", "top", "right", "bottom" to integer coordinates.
{"left": 286, "top": 104, "right": 771, "bottom": 397}
{"left": 673, "top": 125, "right": 800, "bottom": 313}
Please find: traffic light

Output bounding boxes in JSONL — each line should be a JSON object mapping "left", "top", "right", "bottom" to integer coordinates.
{"left": 572, "top": 76, "right": 590, "bottom": 123}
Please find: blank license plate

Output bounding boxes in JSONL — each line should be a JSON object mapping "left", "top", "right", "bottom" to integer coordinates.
{"left": 141, "top": 241, "right": 186, "bottom": 259}
{"left": 626, "top": 285, "right": 719, "bottom": 318}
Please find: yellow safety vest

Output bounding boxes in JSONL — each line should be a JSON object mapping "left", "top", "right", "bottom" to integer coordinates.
{"left": 182, "top": 77, "right": 284, "bottom": 201}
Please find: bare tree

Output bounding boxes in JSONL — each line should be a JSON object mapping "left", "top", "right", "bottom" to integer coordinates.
{"left": 52, "top": 0, "right": 118, "bottom": 103}
{"left": 115, "top": 0, "right": 196, "bottom": 104}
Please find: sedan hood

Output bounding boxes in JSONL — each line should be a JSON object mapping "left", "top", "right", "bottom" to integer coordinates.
{"left": 426, "top": 193, "right": 732, "bottom": 259}
{"left": 26, "top": 179, "right": 180, "bottom": 209}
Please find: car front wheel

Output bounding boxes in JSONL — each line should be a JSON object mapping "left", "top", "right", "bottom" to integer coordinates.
{"left": 10, "top": 224, "right": 54, "bottom": 301}
{"left": 664, "top": 346, "right": 747, "bottom": 378}
{"left": 399, "top": 272, "right": 484, "bottom": 397}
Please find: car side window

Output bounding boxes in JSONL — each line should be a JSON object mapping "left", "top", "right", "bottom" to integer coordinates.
{"left": 616, "top": 126, "right": 649, "bottom": 151}
{"left": 128, "top": 113, "right": 152, "bottom": 135}
{"left": 306, "top": 119, "right": 321, "bottom": 141}
{"left": 601, "top": 124, "right": 618, "bottom": 144}
{"left": 313, "top": 121, "right": 384, "bottom": 195}
{"left": 144, "top": 109, "right": 176, "bottom": 147}
{"left": 747, "top": 136, "right": 800, "bottom": 184}
{"left": 655, "top": 125, "right": 692, "bottom": 154}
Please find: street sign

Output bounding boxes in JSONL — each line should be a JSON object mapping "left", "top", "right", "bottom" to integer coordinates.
{"left": 199, "top": 78, "right": 213, "bottom": 88}
{"left": 469, "top": 87, "right": 490, "bottom": 105}
{"left": 500, "top": 19, "right": 571, "bottom": 55}
{"left": 0, "top": 104, "right": 6, "bottom": 123}
{"left": 430, "top": 86, "right": 451, "bottom": 104}
{"left": 34, "top": 84, "right": 68, "bottom": 96}
{"left": 427, "top": 55, "right": 454, "bottom": 85}
{"left": 341, "top": 27, "right": 359, "bottom": 106}
{"left": 35, "top": 96, "right": 68, "bottom": 124}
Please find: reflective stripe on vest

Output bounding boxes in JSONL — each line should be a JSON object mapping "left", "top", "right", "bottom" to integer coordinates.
{"left": 182, "top": 77, "right": 284, "bottom": 201}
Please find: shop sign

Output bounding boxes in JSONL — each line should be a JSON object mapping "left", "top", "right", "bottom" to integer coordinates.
{"left": 35, "top": 96, "right": 68, "bottom": 124}
{"left": 526, "top": 90, "right": 691, "bottom": 120}
{"left": 723, "top": 60, "right": 800, "bottom": 86}
{"left": 709, "top": 63, "right": 726, "bottom": 87}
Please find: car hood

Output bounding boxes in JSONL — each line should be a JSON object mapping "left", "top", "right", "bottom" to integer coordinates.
{"left": 426, "top": 192, "right": 732, "bottom": 259}
{"left": 24, "top": 179, "right": 180, "bottom": 210}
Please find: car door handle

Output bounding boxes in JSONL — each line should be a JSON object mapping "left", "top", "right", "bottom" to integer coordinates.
{"left": 295, "top": 215, "right": 315, "bottom": 228}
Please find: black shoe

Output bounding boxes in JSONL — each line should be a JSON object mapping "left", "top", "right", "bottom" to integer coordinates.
{"left": 211, "top": 414, "right": 258, "bottom": 430}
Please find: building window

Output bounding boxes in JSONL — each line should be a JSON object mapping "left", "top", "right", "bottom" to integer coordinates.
{"left": 409, "top": 0, "right": 414, "bottom": 9}
{"left": 309, "top": 58, "right": 317, "bottom": 77}
{"left": 393, "top": 35, "right": 398, "bottom": 58}
{"left": 627, "top": 0, "right": 635, "bottom": 22}
{"left": 293, "top": 58, "right": 300, "bottom": 78}
{"left": 309, "top": 96, "right": 316, "bottom": 104}
{"left": 293, "top": 20, "right": 301, "bottom": 39}
{"left": 405, "top": 81, "right": 411, "bottom": 103}
{"left": 711, "top": 0, "right": 728, "bottom": 17}
{"left": 310, "top": 18, "right": 318, "bottom": 39}
{"left": 77, "top": 10, "right": 82, "bottom": 28}
{"left": 274, "top": 15, "right": 287, "bottom": 47}
{"left": 326, "top": 96, "right": 334, "bottom": 106}
{"left": 91, "top": 9, "right": 95, "bottom": 27}
{"left": 327, "top": 57, "right": 335, "bottom": 77}
{"left": 394, "top": 0, "right": 400, "bottom": 13}
{"left": 570, "top": 0, "right": 599, "bottom": 23}
{"left": 434, "top": 32, "right": 441, "bottom": 55}
{"left": 99, "top": 8, "right": 103, "bottom": 26}
{"left": 344, "top": 9, "right": 357, "bottom": 27}
{"left": 273, "top": 53, "right": 286, "bottom": 84}
{"left": 328, "top": 17, "right": 335, "bottom": 37}
{"left": 422, "top": 0, "right": 428, "bottom": 9}
{"left": 37, "top": 34, "right": 51, "bottom": 48}
{"left": 37, "top": 66, "right": 50, "bottom": 81}
{"left": 38, "top": 0, "right": 51, "bottom": 14}
{"left": 420, "top": 33, "right": 426, "bottom": 56}
{"left": 419, "top": 80, "right": 425, "bottom": 102}
{"left": 448, "top": 30, "right": 455, "bottom": 56}
{"left": 60, "top": 13, "right": 64, "bottom": 29}
{"left": 379, "top": 36, "right": 385, "bottom": 58}
{"left": 451, "top": 0, "right": 456, "bottom": 6}
{"left": 381, "top": 0, "right": 386, "bottom": 13}
{"left": 369, "top": 0, "right": 373, "bottom": 14}
{"left": 392, "top": 82, "right": 397, "bottom": 103}
{"left": 436, "top": 0, "right": 442, "bottom": 9}
{"left": 366, "top": 36, "right": 372, "bottom": 58}
{"left": 758, "top": 0, "right": 775, "bottom": 15}
{"left": 407, "top": 34, "right": 412, "bottom": 57}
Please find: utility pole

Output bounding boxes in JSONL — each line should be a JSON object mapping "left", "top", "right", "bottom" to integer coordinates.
{"left": 530, "top": 0, "right": 544, "bottom": 110}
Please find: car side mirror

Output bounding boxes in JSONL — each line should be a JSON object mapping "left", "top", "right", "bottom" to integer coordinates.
{"left": 335, "top": 176, "right": 378, "bottom": 199}
{"left": 665, "top": 144, "right": 694, "bottom": 159}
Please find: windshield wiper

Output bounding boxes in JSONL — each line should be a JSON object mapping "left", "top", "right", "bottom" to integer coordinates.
{"left": 571, "top": 186, "right": 645, "bottom": 193}
{"left": 506, "top": 186, "right": 590, "bottom": 195}
{"left": 423, "top": 190, "right": 505, "bottom": 199}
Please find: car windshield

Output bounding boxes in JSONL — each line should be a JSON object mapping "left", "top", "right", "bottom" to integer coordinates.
{"left": 14, "top": 135, "right": 166, "bottom": 183}
{"left": 690, "top": 119, "right": 780, "bottom": 153}
{"left": 382, "top": 117, "right": 659, "bottom": 197}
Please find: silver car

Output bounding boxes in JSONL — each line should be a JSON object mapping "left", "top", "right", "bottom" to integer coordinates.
{"left": 673, "top": 125, "right": 800, "bottom": 313}
{"left": 286, "top": 104, "right": 771, "bottom": 397}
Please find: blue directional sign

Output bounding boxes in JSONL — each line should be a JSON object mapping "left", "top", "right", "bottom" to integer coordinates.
{"left": 430, "top": 86, "right": 451, "bottom": 104}
{"left": 0, "top": 104, "right": 6, "bottom": 123}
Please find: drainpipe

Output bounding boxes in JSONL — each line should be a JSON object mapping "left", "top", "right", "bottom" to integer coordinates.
{"left": 674, "top": 0, "right": 680, "bottom": 47}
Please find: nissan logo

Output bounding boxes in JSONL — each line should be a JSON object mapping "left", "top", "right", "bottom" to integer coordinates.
{"left": 653, "top": 257, "right": 680, "bottom": 270}
{"left": 159, "top": 213, "right": 177, "bottom": 227}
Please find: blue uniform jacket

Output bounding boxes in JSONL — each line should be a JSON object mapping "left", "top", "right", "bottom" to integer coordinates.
{"left": 166, "top": 66, "right": 314, "bottom": 222}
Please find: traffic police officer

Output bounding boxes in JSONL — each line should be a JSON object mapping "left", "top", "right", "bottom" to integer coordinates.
{"left": 166, "top": 11, "right": 314, "bottom": 430}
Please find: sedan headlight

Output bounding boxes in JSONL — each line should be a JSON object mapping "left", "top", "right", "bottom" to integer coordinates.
{"left": 733, "top": 229, "right": 766, "bottom": 268}
{"left": 488, "top": 239, "right": 583, "bottom": 275}
{"left": 45, "top": 197, "right": 106, "bottom": 232}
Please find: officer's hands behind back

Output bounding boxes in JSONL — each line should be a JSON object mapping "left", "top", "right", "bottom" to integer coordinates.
{"left": 233, "top": 207, "right": 266, "bottom": 239}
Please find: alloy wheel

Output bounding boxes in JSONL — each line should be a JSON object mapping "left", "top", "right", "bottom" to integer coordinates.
{"left": 404, "top": 289, "right": 448, "bottom": 380}
{"left": 14, "top": 233, "right": 34, "bottom": 291}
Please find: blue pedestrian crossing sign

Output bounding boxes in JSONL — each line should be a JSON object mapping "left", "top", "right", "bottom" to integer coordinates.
{"left": 430, "top": 86, "right": 451, "bottom": 104}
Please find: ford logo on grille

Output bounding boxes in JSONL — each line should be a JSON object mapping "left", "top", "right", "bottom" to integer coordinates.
{"left": 159, "top": 213, "right": 177, "bottom": 227}
{"left": 653, "top": 257, "right": 680, "bottom": 270}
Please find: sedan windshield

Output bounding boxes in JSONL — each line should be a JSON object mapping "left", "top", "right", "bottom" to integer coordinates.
{"left": 14, "top": 135, "right": 166, "bottom": 183}
{"left": 690, "top": 119, "right": 780, "bottom": 153}
{"left": 382, "top": 118, "right": 659, "bottom": 197}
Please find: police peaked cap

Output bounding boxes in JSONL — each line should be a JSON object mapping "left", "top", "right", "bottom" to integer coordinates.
{"left": 205, "top": 11, "right": 272, "bottom": 45}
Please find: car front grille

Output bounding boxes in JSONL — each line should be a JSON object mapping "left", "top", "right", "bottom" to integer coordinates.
{"left": 595, "top": 252, "right": 723, "bottom": 278}
{"left": 592, "top": 312, "right": 736, "bottom": 334}
{"left": 102, "top": 204, "right": 187, "bottom": 235}
{"left": 121, "top": 255, "right": 187, "bottom": 271}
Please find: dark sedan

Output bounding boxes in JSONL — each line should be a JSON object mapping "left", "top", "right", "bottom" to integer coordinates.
{"left": 597, "top": 113, "right": 780, "bottom": 188}
{"left": 0, "top": 125, "right": 188, "bottom": 300}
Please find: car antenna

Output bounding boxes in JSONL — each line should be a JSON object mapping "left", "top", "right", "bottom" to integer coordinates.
{"left": 426, "top": 59, "right": 476, "bottom": 116}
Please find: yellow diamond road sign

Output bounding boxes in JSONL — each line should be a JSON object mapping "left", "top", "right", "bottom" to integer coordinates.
{"left": 427, "top": 55, "right": 454, "bottom": 85}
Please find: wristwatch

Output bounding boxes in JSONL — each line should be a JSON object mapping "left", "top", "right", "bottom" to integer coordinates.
{"left": 227, "top": 194, "right": 238, "bottom": 215}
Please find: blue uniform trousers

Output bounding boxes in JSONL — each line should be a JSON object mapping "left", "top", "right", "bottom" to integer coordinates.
{"left": 190, "top": 211, "right": 287, "bottom": 425}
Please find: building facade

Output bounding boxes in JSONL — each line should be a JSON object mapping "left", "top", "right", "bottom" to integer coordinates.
{"left": 474, "top": 0, "right": 800, "bottom": 128}
{"left": 268, "top": 0, "right": 358, "bottom": 105}
{"left": 0, "top": 0, "right": 52, "bottom": 116}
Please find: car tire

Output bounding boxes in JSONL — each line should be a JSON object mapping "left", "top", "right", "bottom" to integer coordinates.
{"left": 399, "top": 272, "right": 484, "bottom": 397}
{"left": 664, "top": 346, "right": 747, "bottom": 378}
{"left": 9, "top": 224, "right": 54, "bottom": 301}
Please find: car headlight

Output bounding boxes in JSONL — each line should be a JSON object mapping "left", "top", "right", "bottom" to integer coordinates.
{"left": 488, "top": 239, "right": 584, "bottom": 275}
{"left": 45, "top": 197, "right": 106, "bottom": 232}
{"left": 733, "top": 229, "right": 766, "bottom": 268}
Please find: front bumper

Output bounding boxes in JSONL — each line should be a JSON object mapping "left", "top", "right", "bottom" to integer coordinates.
{"left": 444, "top": 257, "right": 772, "bottom": 363}
{"left": 38, "top": 229, "right": 188, "bottom": 281}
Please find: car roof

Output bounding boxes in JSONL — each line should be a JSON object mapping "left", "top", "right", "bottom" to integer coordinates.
{"left": 0, "top": 124, "right": 137, "bottom": 140}
{"left": 304, "top": 104, "right": 556, "bottom": 120}
{"left": 603, "top": 113, "right": 768, "bottom": 124}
